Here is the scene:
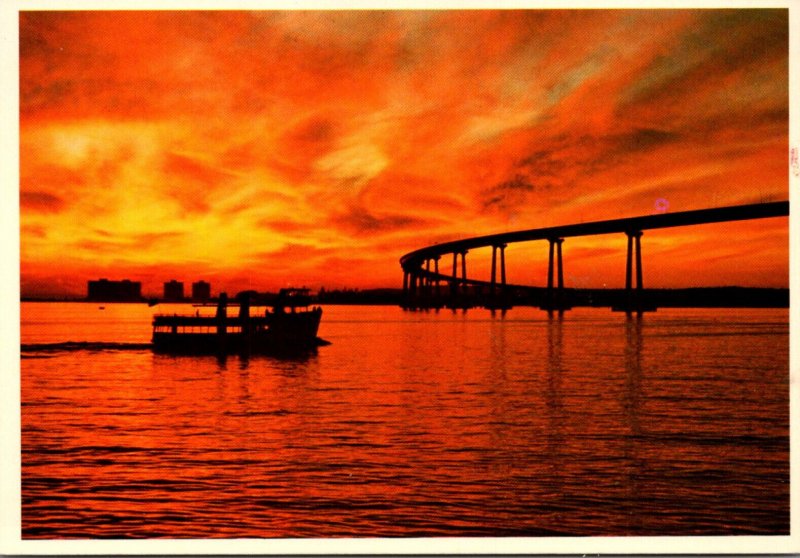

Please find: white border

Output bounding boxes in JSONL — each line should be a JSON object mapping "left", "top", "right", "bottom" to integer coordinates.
{"left": 2, "top": 0, "right": 797, "bottom": 554}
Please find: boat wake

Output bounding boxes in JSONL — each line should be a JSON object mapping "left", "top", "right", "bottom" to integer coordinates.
{"left": 21, "top": 341, "right": 153, "bottom": 356}
{"left": 21, "top": 339, "right": 330, "bottom": 357}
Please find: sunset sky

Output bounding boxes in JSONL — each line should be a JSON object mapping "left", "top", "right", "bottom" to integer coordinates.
{"left": 19, "top": 9, "right": 789, "bottom": 298}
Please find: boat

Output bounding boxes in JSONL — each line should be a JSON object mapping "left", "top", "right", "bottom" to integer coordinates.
{"left": 151, "top": 288, "right": 324, "bottom": 355}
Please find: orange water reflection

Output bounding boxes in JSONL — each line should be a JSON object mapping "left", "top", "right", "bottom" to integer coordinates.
{"left": 21, "top": 304, "right": 788, "bottom": 537}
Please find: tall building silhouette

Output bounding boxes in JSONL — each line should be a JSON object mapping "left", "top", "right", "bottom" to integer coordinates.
{"left": 163, "top": 280, "right": 184, "bottom": 301}
{"left": 87, "top": 279, "right": 142, "bottom": 301}
{"left": 192, "top": 280, "right": 211, "bottom": 302}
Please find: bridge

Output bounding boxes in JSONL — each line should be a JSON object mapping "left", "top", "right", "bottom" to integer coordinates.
{"left": 399, "top": 201, "right": 789, "bottom": 313}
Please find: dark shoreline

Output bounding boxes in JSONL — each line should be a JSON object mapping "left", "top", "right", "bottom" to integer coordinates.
{"left": 21, "top": 286, "right": 789, "bottom": 308}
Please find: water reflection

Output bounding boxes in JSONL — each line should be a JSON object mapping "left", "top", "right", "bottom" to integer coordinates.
{"left": 545, "top": 313, "right": 564, "bottom": 424}
{"left": 544, "top": 313, "right": 565, "bottom": 521}
{"left": 237, "top": 366, "right": 251, "bottom": 407}
{"left": 488, "top": 314, "right": 507, "bottom": 381}
{"left": 623, "top": 313, "right": 644, "bottom": 532}
{"left": 152, "top": 349, "right": 319, "bottom": 372}
{"left": 623, "top": 314, "right": 643, "bottom": 433}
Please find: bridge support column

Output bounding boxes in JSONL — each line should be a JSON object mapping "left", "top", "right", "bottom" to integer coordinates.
{"left": 625, "top": 233, "right": 633, "bottom": 294}
{"left": 636, "top": 233, "right": 643, "bottom": 296}
{"left": 491, "top": 246, "right": 498, "bottom": 296}
{"left": 451, "top": 252, "right": 458, "bottom": 297}
{"left": 424, "top": 258, "right": 432, "bottom": 299}
{"left": 411, "top": 272, "right": 421, "bottom": 310}
{"left": 557, "top": 239, "right": 564, "bottom": 293}
{"left": 500, "top": 244, "right": 506, "bottom": 291}
{"left": 434, "top": 256, "right": 441, "bottom": 303}
{"left": 547, "top": 239, "right": 555, "bottom": 293}
{"left": 488, "top": 243, "right": 511, "bottom": 310}
{"left": 402, "top": 270, "right": 409, "bottom": 308}
{"left": 402, "top": 269, "right": 420, "bottom": 310}
{"left": 614, "top": 230, "right": 655, "bottom": 314}
{"left": 448, "top": 250, "right": 470, "bottom": 309}
{"left": 541, "top": 238, "right": 570, "bottom": 312}
{"left": 416, "top": 271, "right": 423, "bottom": 309}
{"left": 460, "top": 250, "right": 469, "bottom": 308}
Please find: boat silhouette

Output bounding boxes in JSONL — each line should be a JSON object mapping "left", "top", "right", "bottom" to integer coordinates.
{"left": 151, "top": 288, "right": 324, "bottom": 355}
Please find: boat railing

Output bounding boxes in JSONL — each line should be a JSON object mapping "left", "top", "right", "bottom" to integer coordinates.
{"left": 152, "top": 315, "right": 270, "bottom": 325}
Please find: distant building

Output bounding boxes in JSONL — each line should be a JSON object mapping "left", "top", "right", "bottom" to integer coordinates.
{"left": 192, "top": 280, "right": 211, "bottom": 302}
{"left": 163, "top": 280, "right": 184, "bottom": 301}
{"left": 87, "top": 279, "right": 142, "bottom": 301}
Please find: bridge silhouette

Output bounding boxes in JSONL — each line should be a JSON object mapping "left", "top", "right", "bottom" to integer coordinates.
{"left": 399, "top": 201, "right": 789, "bottom": 313}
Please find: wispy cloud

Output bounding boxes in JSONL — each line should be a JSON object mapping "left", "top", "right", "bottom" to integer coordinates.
{"left": 20, "top": 191, "right": 66, "bottom": 213}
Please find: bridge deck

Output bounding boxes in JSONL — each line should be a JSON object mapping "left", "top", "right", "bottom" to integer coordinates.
{"left": 400, "top": 201, "right": 788, "bottom": 268}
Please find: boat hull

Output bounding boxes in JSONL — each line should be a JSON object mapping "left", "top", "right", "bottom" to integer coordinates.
{"left": 151, "top": 332, "right": 324, "bottom": 354}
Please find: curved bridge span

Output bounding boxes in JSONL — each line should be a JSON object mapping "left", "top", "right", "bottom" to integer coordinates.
{"left": 399, "top": 201, "right": 788, "bottom": 313}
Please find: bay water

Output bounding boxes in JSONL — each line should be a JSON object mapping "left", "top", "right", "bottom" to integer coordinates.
{"left": 20, "top": 303, "right": 789, "bottom": 537}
